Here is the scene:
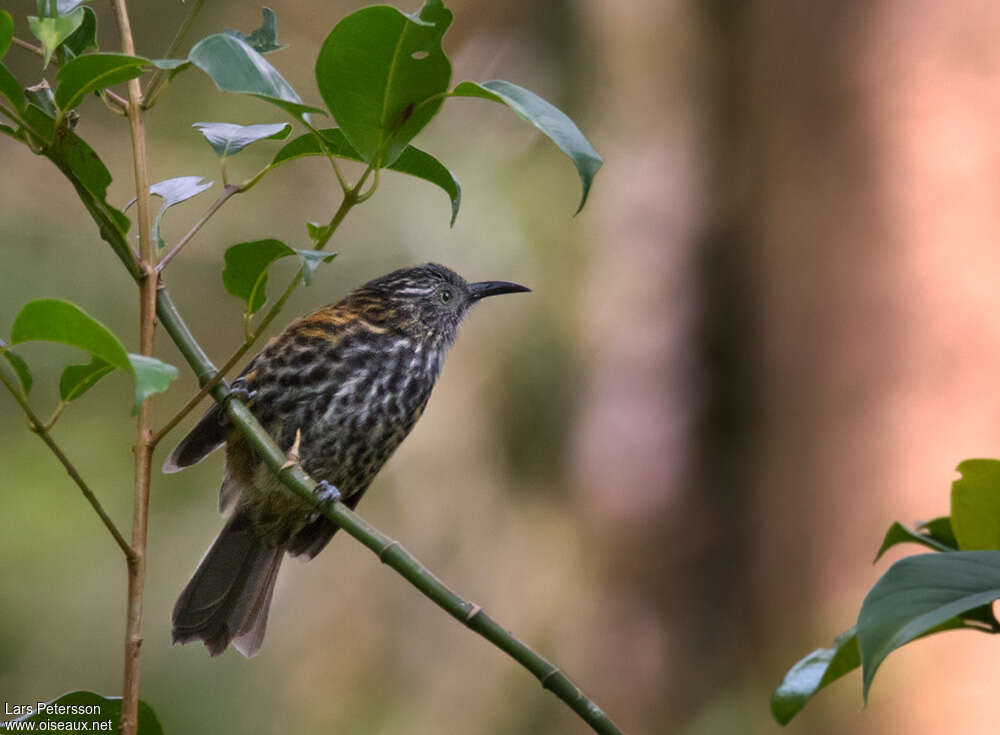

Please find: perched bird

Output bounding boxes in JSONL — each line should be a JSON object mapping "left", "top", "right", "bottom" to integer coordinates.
{"left": 164, "top": 263, "right": 529, "bottom": 657}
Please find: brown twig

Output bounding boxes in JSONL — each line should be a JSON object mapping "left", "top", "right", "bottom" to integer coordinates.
{"left": 156, "top": 184, "right": 239, "bottom": 272}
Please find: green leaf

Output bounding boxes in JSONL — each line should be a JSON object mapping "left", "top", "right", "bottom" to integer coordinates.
{"left": 857, "top": 551, "right": 1000, "bottom": 700}
{"left": 874, "top": 520, "right": 956, "bottom": 562}
{"left": 223, "top": 239, "right": 334, "bottom": 314}
{"left": 55, "top": 52, "right": 149, "bottom": 113}
{"left": 193, "top": 121, "right": 291, "bottom": 158}
{"left": 0, "top": 338, "right": 33, "bottom": 394}
{"left": 129, "top": 353, "right": 178, "bottom": 411}
{"left": 0, "top": 10, "right": 13, "bottom": 59}
{"left": 149, "top": 175, "right": 213, "bottom": 249}
{"left": 0, "top": 691, "right": 162, "bottom": 734}
{"left": 770, "top": 627, "right": 859, "bottom": 725}
{"left": 10, "top": 299, "right": 130, "bottom": 370}
{"left": 188, "top": 33, "right": 323, "bottom": 118}
{"left": 951, "top": 459, "right": 1000, "bottom": 549}
{"left": 315, "top": 0, "right": 453, "bottom": 166}
{"left": 451, "top": 79, "right": 602, "bottom": 213}
{"left": 273, "top": 128, "right": 461, "bottom": 224}
{"left": 920, "top": 516, "right": 958, "bottom": 549}
{"left": 25, "top": 81, "right": 57, "bottom": 120}
{"left": 28, "top": 8, "right": 84, "bottom": 67}
{"left": 223, "top": 7, "right": 286, "bottom": 54}
{"left": 59, "top": 355, "right": 113, "bottom": 401}
{"left": 0, "top": 63, "right": 23, "bottom": 114}
{"left": 62, "top": 6, "right": 97, "bottom": 57}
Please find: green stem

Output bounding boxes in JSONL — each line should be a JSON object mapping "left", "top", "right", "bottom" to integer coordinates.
{"left": 141, "top": 0, "right": 204, "bottom": 109}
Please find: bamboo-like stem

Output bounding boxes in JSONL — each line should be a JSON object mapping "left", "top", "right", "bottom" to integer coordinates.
{"left": 156, "top": 184, "right": 239, "bottom": 273}
{"left": 110, "top": 0, "right": 156, "bottom": 732}
{"left": 0, "top": 363, "right": 135, "bottom": 561}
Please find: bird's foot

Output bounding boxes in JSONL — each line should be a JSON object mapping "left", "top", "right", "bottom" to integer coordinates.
{"left": 314, "top": 480, "right": 342, "bottom": 515}
{"left": 227, "top": 378, "right": 258, "bottom": 406}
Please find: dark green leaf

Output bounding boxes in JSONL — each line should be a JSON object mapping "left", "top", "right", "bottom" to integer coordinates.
{"left": 857, "top": 551, "right": 1000, "bottom": 700}
{"left": 0, "top": 10, "right": 13, "bottom": 59}
{"left": 55, "top": 53, "right": 149, "bottom": 112}
{"left": 188, "top": 33, "right": 322, "bottom": 118}
{"left": 0, "top": 338, "right": 33, "bottom": 394}
{"left": 28, "top": 8, "right": 84, "bottom": 67}
{"left": 0, "top": 63, "right": 23, "bottom": 114}
{"left": 951, "top": 459, "right": 1000, "bottom": 549}
{"left": 0, "top": 691, "right": 162, "bottom": 734}
{"left": 129, "top": 354, "right": 178, "bottom": 412}
{"left": 874, "top": 521, "right": 955, "bottom": 562}
{"left": 223, "top": 238, "right": 295, "bottom": 314}
{"left": 10, "top": 299, "right": 130, "bottom": 370}
{"left": 223, "top": 7, "right": 286, "bottom": 54}
{"left": 770, "top": 627, "right": 859, "bottom": 725}
{"left": 273, "top": 128, "right": 460, "bottom": 224}
{"left": 306, "top": 221, "right": 328, "bottom": 245}
{"left": 149, "top": 176, "right": 213, "bottom": 249}
{"left": 25, "top": 81, "right": 57, "bottom": 119}
{"left": 193, "top": 121, "right": 291, "bottom": 158}
{"left": 59, "top": 355, "right": 113, "bottom": 401}
{"left": 315, "top": 0, "right": 453, "bottom": 165}
{"left": 62, "top": 6, "right": 97, "bottom": 57}
{"left": 451, "top": 79, "right": 602, "bottom": 212}
{"left": 919, "top": 516, "right": 958, "bottom": 549}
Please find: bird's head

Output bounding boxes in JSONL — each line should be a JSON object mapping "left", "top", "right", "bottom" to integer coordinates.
{"left": 357, "top": 263, "right": 530, "bottom": 344}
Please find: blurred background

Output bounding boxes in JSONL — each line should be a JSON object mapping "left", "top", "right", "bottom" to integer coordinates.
{"left": 4, "top": 0, "right": 1000, "bottom": 733}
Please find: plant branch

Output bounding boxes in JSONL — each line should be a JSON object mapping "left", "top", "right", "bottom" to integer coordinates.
{"left": 152, "top": 287, "right": 623, "bottom": 735}
{"left": 0, "top": 364, "right": 135, "bottom": 561}
{"left": 110, "top": 0, "right": 157, "bottom": 732}
{"left": 142, "top": 0, "right": 204, "bottom": 109}
{"left": 156, "top": 184, "right": 239, "bottom": 272}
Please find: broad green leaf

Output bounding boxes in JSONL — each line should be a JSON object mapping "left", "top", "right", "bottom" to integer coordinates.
{"left": 223, "top": 8, "right": 286, "bottom": 54}
{"left": 451, "top": 79, "right": 602, "bottom": 212}
{"left": 10, "top": 299, "right": 129, "bottom": 370}
{"left": 55, "top": 53, "right": 149, "bottom": 112}
{"left": 0, "top": 691, "right": 162, "bottom": 734}
{"left": 62, "top": 6, "right": 97, "bottom": 57}
{"left": 0, "top": 63, "right": 23, "bottom": 114}
{"left": 0, "top": 338, "right": 32, "bottom": 394}
{"left": 149, "top": 176, "right": 213, "bottom": 249}
{"left": 223, "top": 239, "right": 334, "bottom": 314}
{"left": 770, "top": 627, "right": 859, "bottom": 725}
{"left": 0, "top": 10, "right": 13, "bottom": 59}
{"left": 28, "top": 8, "right": 84, "bottom": 67}
{"left": 193, "top": 121, "right": 291, "bottom": 158}
{"left": 873, "top": 520, "right": 955, "bottom": 562}
{"left": 951, "top": 459, "right": 1000, "bottom": 549}
{"left": 188, "top": 33, "right": 323, "bottom": 118}
{"left": 129, "top": 353, "right": 178, "bottom": 411}
{"left": 273, "top": 128, "right": 461, "bottom": 224}
{"left": 59, "top": 355, "right": 113, "bottom": 401}
{"left": 857, "top": 551, "right": 1000, "bottom": 700}
{"left": 315, "top": 0, "right": 453, "bottom": 166}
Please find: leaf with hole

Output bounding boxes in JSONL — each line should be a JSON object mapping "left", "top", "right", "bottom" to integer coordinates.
{"left": 951, "top": 459, "right": 1000, "bottom": 550}
{"left": 273, "top": 128, "right": 461, "bottom": 224}
{"left": 315, "top": 0, "right": 453, "bottom": 166}
{"left": 188, "top": 33, "right": 323, "bottom": 118}
{"left": 0, "top": 691, "right": 162, "bottom": 734}
{"left": 28, "top": 8, "right": 85, "bottom": 67}
{"left": 193, "top": 122, "right": 291, "bottom": 158}
{"left": 148, "top": 176, "right": 213, "bottom": 250}
{"left": 223, "top": 239, "right": 335, "bottom": 314}
{"left": 771, "top": 627, "right": 859, "bottom": 725}
{"left": 857, "top": 551, "right": 1000, "bottom": 700}
{"left": 451, "top": 80, "right": 602, "bottom": 212}
{"left": 223, "top": 7, "right": 286, "bottom": 54}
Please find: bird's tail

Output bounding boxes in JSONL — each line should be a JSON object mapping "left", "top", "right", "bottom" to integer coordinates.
{"left": 172, "top": 512, "right": 283, "bottom": 658}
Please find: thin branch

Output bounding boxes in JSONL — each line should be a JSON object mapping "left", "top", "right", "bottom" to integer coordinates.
{"left": 110, "top": 0, "right": 157, "bottom": 733}
{"left": 156, "top": 184, "right": 239, "bottom": 272}
{"left": 142, "top": 0, "right": 204, "bottom": 109}
{"left": 11, "top": 36, "right": 44, "bottom": 56}
{"left": 0, "top": 366, "right": 135, "bottom": 560}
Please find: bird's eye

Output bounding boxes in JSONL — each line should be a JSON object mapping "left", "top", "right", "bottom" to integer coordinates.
{"left": 439, "top": 288, "right": 452, "bottom": 304}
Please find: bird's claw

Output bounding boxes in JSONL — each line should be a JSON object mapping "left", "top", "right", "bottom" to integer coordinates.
{"left": 228, "top": 378, "right": 258, "bottom": 405}
{"left": 314, "top": 480, "right": 342, "bottom": 513}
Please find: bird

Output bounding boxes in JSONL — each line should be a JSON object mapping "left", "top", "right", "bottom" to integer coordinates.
{"left": 163, "top": 263, "right": 529, "bottom": 657}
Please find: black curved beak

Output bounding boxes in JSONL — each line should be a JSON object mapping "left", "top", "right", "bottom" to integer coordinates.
{"left": 468, "top": 280, "right": 531, "bottom": 301}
